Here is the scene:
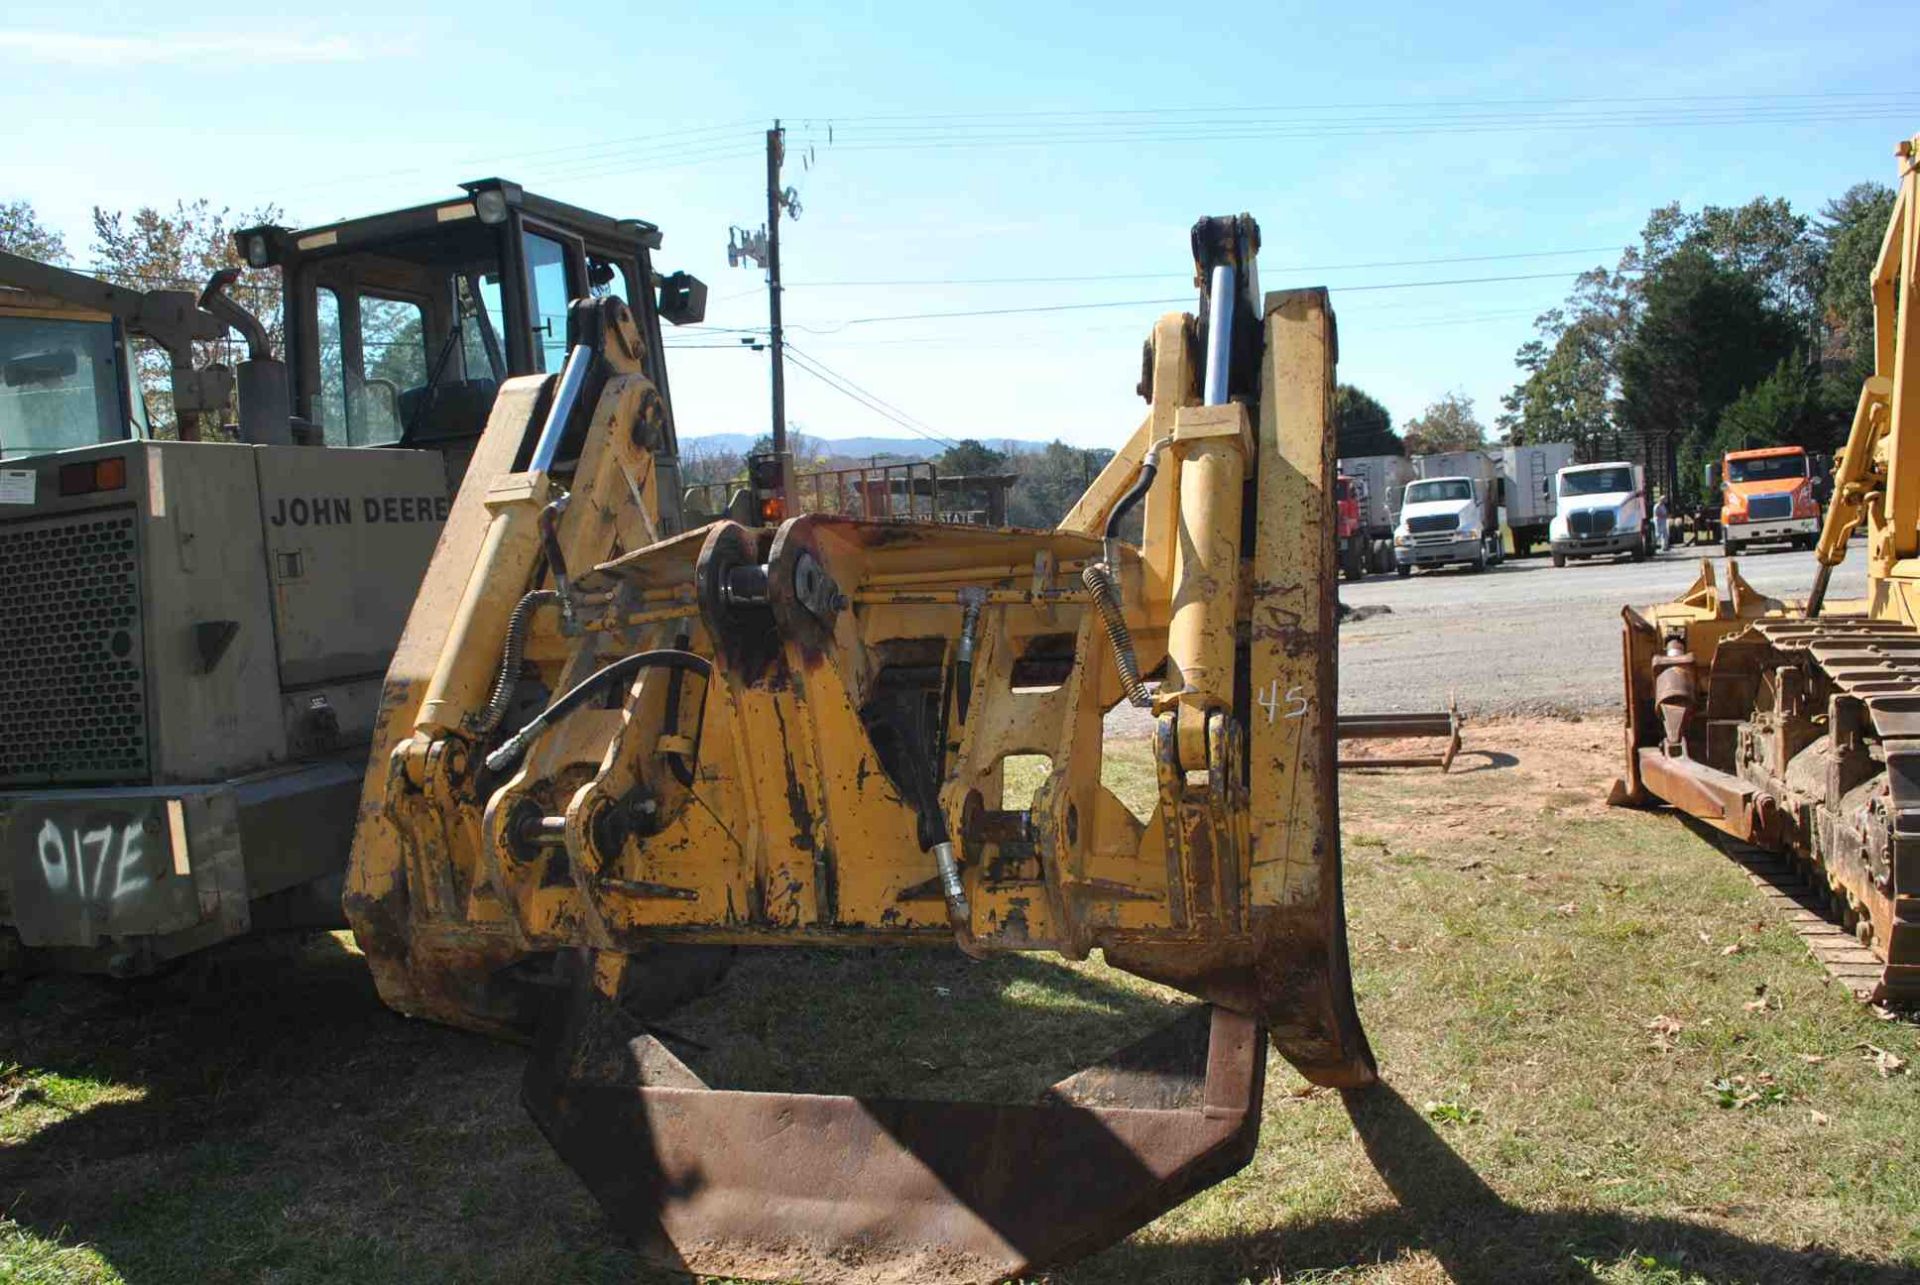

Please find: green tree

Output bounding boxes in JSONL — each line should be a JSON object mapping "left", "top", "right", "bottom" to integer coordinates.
{"left": 1401, "top": 392, "right": 1485, "bottom": 455}
{"left": 936, "top": 438, "right": 1009, "bottom": 476}
{"left": 89, "top": 198, "right": 284, "bottom": 435}
{"left": 1008, "top": 441, "right": 1113, "bottom": 527}
{"left": 1333, "top": 384, "right": 1401, "bottom": 456}
{"left": 1617, "top": 246, "right": 1799, "bottom": 504}
{"left": 1498, "top": 267, "right": 1634, "bottom": 458}
{"left": 1714, "top": 355, "right": 1834, "bottom": 454}
{"left": 0, "top": 199, "right": 67, "bottom": 263}
{"left": 748, "top": 426, "right": 824, "bottom": 469}
{"left": 1818, "top": 182, "right": 1897, "bottom": 379}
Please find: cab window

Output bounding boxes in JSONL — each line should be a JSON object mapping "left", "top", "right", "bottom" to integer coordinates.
{"left": 524, "top": 231, "right": 571, "bottom": 373}
{"left": 311, "top": 289, "right": 427, "bottom": 447}
{"left": 0, "top": 315, "right": 127, "bottom": 459}
{"left": 1726, "top": 454, "right": 1806, "bottom": 485}
{"left": 316, "top": 287, "right": 349, "bottom": 439}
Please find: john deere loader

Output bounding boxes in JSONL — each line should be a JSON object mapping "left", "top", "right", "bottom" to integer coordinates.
{"left": 0, "top": 181, "right": 703, "bottom": 976}
{"left": 1617, "top": 134, "right": 1920, "bottom": 1005}
{"left": 347, "top": 214, "right": 1376, "bottom": 1281}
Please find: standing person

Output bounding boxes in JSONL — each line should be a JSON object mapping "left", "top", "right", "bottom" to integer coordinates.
{"left": 1653, "top": 492, "right": 1671, "bottom": 553}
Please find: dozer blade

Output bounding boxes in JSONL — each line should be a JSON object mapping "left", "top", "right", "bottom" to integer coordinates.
{"left": 524, "top": 969, "right": 1265, "bottom": 1284}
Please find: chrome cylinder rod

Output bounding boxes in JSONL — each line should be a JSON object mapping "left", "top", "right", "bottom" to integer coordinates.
{"left": 1202, "top": 264, "right": 1235, "bottom": 406}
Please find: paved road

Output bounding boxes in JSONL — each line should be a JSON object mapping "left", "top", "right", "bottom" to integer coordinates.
{"left": 1337, "top": 541, "right": 1869, "bottom": 717}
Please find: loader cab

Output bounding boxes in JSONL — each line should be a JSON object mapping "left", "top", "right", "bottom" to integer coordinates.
{"left": 239, "top": 178, "right": 705, "bottom": 492}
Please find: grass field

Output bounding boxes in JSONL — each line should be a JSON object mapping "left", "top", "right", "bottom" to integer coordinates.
{"left": 3, "top": 718, "right": 1916, "bottom": 1284}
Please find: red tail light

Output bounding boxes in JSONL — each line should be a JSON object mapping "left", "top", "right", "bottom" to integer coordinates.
{"left": 58, "top": 458, "right": 128, "bottom": 497}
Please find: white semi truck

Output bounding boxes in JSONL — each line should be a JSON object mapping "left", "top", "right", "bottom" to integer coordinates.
{"left": 1548, "top": 461, "right": 1652, "bottom": 565}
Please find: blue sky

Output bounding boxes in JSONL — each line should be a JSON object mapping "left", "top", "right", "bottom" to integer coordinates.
{"left": 5, "top": 1, "right": 1917, "bottom": 451}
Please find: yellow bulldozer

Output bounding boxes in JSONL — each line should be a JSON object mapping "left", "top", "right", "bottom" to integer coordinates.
{"left": 1617, "top": 133, "right": 1920, "bottom": 1006}
{"left": 346, "top": 214, "right": 1376, "bottom": 1280}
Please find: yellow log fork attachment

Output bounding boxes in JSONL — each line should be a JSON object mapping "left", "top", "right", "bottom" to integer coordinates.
{"left": 346, "top": 216, "right": 1375, "bottom": 1281}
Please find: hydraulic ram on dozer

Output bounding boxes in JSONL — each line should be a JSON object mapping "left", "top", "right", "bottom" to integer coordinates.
{"left": 347, "top": 215, "right": 1375, "bottom": 1281}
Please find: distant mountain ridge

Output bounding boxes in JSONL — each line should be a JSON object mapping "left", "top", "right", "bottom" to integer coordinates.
{"left": 679, "top": 432, "right": 1047, "bottom": 459}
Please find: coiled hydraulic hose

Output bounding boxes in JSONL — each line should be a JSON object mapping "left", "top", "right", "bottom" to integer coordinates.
{"left": 485, "top": 650, "right": 713, "bottom": 774}
{"left": 1083, "top": 437, "right": 1171, "bottom": 708}
{"left": 475, "top": 589, "right": 559, "bottom": 738}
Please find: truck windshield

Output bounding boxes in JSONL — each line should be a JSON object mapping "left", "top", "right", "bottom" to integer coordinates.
{"left": 1727, "top": 454, "right": 1806, "bottom": 484}
{"left": 1560, "top": 467, "right": 1632, "bottom": 497}
{"left": 1404, "top": 479, "right": 1471, "bottom": 504}
{"left": 0, "top": 316, "right": 127, "bottom": 460}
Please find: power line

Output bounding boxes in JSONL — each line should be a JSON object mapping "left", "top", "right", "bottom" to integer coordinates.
{"left": 783, "top": 345, "right": 959, "bottom": 452}
{"left": 800, "top": 90, "right": 1920, "bottom": 127}
{"left": 782, "top": 245, "right": 1632, "bottom": 289}
{"left": 795, "top": 269, "right": 1626, "bottom": 329}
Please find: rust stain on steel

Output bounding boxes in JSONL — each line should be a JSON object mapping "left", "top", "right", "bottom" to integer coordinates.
{"left": 770, "top": 701, "right": 816, "bottom": 853}
{"left": 524, "top": 978, "right": 1267, "bottom": 1285}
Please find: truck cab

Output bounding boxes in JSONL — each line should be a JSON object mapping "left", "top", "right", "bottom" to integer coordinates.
{"left": 1549, "top": 461, "right": 1649, "bottom": 566}
{"left": 1393, "top": 475, "right": 1495, "bottom": 575}
{"left": 0, "top": 181, "right": 704, "bottom": 976}
{"left": 1716, "top": 445, "right": 1818, "bottom": 555}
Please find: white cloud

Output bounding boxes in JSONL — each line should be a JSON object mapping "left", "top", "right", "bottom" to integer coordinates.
{"left": 0, "top": 29, "right": 366, "bottom": 66}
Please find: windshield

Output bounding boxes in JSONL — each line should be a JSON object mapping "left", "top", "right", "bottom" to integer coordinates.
{"left": 0, "top": 315, "right": 128, "bottom": 460}
{"left": 1727, "top": 454, "right": 1806, "bottom": 485}
{"left": 1404, "top": 478, "right": 1471, "bottom": 505}
{"left": 1560, "top": 466, "right": 1633, "bottom": 497}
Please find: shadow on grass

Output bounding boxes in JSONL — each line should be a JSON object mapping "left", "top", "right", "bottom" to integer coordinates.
{"left": 0, "top": 939, "right": 1183, "bottom": 1284}
{"left": 1065, "top": 1080, "right": 1909, "bottom": 1285}
{"left": 10, "top": 943, "right": 1902, "bottom": 1284}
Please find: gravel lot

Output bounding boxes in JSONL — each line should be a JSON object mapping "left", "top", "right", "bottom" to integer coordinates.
{"left": 1337, "top": 540, "right": 1868, "bottom": 716}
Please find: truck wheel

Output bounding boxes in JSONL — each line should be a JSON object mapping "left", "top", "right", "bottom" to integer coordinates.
{"left": 1551, "top": 552, "right": 1567, "bottom": 568}
{"left": 1726, "top": 538, "right": 1743, "bottom": 557}
{"left": 1396, "top": 563, "right": 1412, "bottom": 578}
{"left": 1372, "top": 540, "right": 1394, "bottom": 573}
{"left": 1472, "top": 548, "right": 1488, "bottom": 573}
{"left": 1343, "top": 540, "right": 1366, "bottom": 581}
{"left": 1630, "top": 535, "right": 1649, "bottom": 562}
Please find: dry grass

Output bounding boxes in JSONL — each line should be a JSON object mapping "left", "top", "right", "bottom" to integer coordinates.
{"left": 3, "top": 718, "right": 1916, "bottom": 1284}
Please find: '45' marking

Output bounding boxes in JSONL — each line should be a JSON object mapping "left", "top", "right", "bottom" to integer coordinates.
{"left": 1256, "top": 680, "right": 1312, "bottom": 724}
{"left": 36, "top": 819, "right": 149, "bottom": 903}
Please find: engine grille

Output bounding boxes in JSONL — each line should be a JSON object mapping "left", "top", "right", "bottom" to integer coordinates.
{"left": 1569, "top": 508, "right": 1616, "bottom": 538}
{"left": 0, "top": 509, "right": 148, "bottom": 786}
{"left": 1407, "top": 513, "right": 1458, "bottom": 535}
{"left": 1747, "top": 493, "right": 1793, "bottom": 521}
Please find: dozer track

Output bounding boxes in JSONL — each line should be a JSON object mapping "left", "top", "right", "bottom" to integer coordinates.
{"left": 1743, "top": 615, "right": 1920, "bottom": 1004}
{"left": 1621, "top": 584, "right": 1920, "bottom": 1008}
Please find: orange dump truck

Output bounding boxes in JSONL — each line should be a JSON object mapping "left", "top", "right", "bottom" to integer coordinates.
{"left": 1717, "top": 444, "right": 1819, "bottom": 556}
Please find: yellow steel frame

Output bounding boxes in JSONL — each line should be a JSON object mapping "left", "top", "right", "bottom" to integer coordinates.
{"left": 347, "top": 278, "right": 1370, "bottom": 1085}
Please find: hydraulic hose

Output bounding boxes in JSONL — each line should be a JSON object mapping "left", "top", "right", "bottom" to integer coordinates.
{"left": 475, "top": 589, "right": 558, "bottom": 738}
{"left": 1083, "top": 437, "right": 1171, "bottom": 708}
{"left": 485, "top": 650, "right": 713, "bottom": 774}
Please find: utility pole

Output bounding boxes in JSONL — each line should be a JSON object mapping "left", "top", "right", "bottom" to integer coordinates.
{"left": 725, "top": 118, "right": 803, "bottom": 513}
{"left": 765, "top": 120, "right": 787, "bottom": 465}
